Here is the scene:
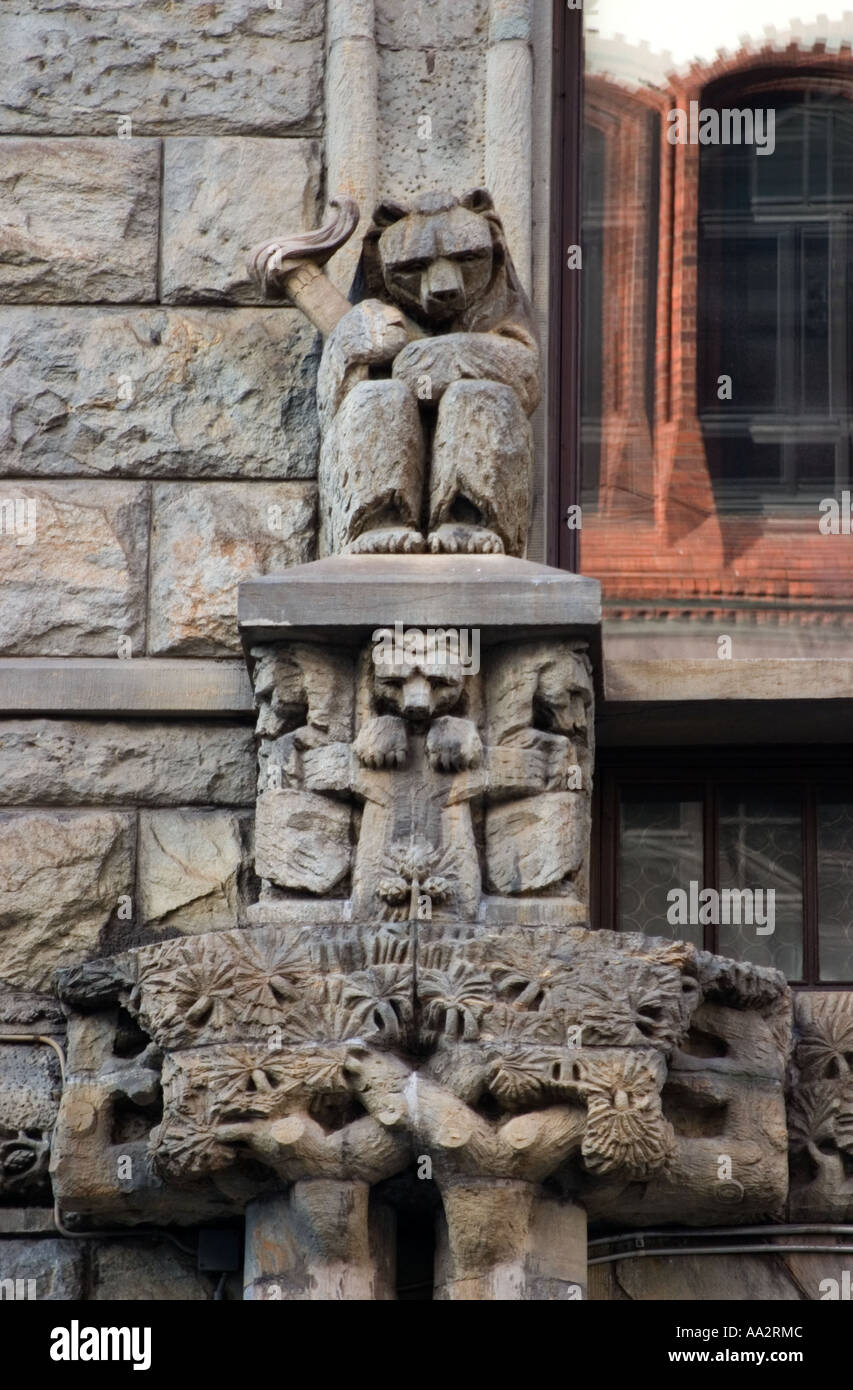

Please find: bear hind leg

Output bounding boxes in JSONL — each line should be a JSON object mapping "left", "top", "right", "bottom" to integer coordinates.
{"left": 427, "top": 380, "right": 532, "bottom": 557}
{"left": 323, "top": 380, "right": 426, "bottom": 555}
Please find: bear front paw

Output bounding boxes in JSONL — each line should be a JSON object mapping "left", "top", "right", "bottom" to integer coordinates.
{"left": 426, "top": 716, "right": 483, "bottom": 772}
{"left": 354, "top": 715, "right": 409, "bottom": 769}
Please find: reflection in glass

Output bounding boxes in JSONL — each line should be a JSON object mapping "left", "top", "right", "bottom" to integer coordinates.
{"left": 817, "top": 795, "right": 853, "bottom": 980}
{"left": 579, "top": 7, "right": 853, "bottom": 646}
{"left": 700, "top": 93, "right": 853, "bottom": 511}
{"left": 618, "top": 791, "right": 703, "bottom": 945}
{"left": 718, "top": 789, "right": 803, "bottom": 977}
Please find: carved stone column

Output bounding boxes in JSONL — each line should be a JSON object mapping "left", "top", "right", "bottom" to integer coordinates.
{"left": 435, "top": 1184, "right": 586, "bottom": 1301}
{"left": 244, "top": 1184, "right": 395, "bottom": 1301}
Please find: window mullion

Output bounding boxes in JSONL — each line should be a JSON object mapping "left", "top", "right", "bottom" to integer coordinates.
{"left": 704, "top": 778, "right": 719, "bottom": 956}
{"left": 803, "top": 781, "right": 820, "bottom": 986}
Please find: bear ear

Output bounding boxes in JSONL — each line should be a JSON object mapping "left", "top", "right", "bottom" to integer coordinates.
{"left": 371, "top": 198, "right": 409, "bottom": 230}
{"left": 460, "top": 188, "right": 495, "bottom": 213}
{"left": 355, "top": 200, "right": 408, "bottom": 299}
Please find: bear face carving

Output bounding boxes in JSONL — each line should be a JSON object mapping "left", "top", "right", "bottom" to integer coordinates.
{"left": 355, "top": 188, "right": 532, "bottom": 339}
{"left": 250, "top": 187, "right": 542, "bottom": 557}
{"left": 371, "top": 644, "right": 467, "bottom": 728}
{"left": 375, "top": 200, "right": 495, "bottom": 326}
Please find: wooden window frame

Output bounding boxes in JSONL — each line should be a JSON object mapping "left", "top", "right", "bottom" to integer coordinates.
{"left": 593, "top": 747, "right": 853, "bottom": 988}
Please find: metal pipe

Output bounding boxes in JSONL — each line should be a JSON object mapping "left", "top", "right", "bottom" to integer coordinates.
{"left": 0, "top": 1032, "right": 66, "bottom": 1084}
{"left": 589, "top": 1224, "right": 853, "bottom": 1247}
{"left": 590, "top": 1243, "right": 853, "bottom": 1266}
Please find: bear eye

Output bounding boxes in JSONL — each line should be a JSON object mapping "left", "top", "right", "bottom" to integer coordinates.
{"left": 394, "top": 258, "right": 430, "bottom": 275}
{"left": 452, "top": 249, "right": 488, "bottom": 263}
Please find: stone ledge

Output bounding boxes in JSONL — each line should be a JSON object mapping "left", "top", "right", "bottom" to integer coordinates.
{"left": 603, "top": 618, "right": 853, "bottom": 662}
{"left": 605, "top": 658, "right": 853, "bottom": 704}
{"left": 7, "top": 652, "right": 853, "bottom": 733}
{"left": 0, "top": 660, "right": 253, "bottom": 717}
{"left": 0, "top": 1208, "right": 57, "bottom": 1235}
{"left": 601, "top": 645, "right": 853, "bottom": 744}
{"left": 238, "top": 554, "right": 602, "bottom": 647}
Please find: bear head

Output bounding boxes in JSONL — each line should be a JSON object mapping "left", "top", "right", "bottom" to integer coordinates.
{"left": 352, "top": 188, "right": 533, "bottom": 335}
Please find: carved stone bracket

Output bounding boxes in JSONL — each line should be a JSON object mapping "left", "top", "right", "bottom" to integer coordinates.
{"left": 248, "top": 631, "right": 594, "bottom": 925}
{"left": 788, "top": 991, "right": 853, "bottom": 1222}
{"left": 53, "top": 923, "right": 791, "bottom": 1236}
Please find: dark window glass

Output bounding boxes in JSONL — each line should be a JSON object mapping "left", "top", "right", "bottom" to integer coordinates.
{"left": 817, "top": 795, "right": 853, "bottom": 981}
{"left": 618, "top": 790, "right": 703, "bottom": 945}
{"left": 718, "top": 789, "right": 803, "bottom": 978}
{"left": 604, "top": 763, "right": 853, "bottom": 984}
{"left": 700, "top": 91, "right": 853, "bottom": 510}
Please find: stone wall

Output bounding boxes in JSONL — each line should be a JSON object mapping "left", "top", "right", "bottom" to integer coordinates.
{"left": 2, "top": 2, "right": 852, "bottom": 1307}
{"left": 0, "top": 1, "right": 546, "bottom": 997}
{"left": 0, "top": 5, "right": 326, "bottom": 1005}
{"left": 0, "top": 1214, "right": 241, "bottom": 1301}
{"left": 590, "top": 1244, "right": 853, "bottom": 1302}
{"left": 0, "top": 5, "right": 328, "bottom": 1298}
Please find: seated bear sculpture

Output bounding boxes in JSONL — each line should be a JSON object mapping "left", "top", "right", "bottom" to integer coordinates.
{"left": 250, "top": 190, "right": 541, "bottom": 558}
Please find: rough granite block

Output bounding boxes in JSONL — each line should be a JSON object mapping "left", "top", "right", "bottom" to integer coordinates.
{"left": 0, "top": 482, "right": 149, "bottom": 657}
{"left": 0, "top": 138, "right": 159, "bottom": 302}
{"left": 0, "top": 307, "right": 320, "bottom": 480}
{"left": 149, "top": 482, "right": 317, "bottom": 656}
{"left": 161, "top": 138, "right": 321, "bottom": 304}
{"left": 0, "top": 720, "right": 256, "bottom": 806}
{"left": 0, "top": 1, "right": 324, "bottom": 135}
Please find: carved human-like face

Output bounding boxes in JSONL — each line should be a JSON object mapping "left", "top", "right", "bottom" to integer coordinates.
{"left": 378, "top": 205, "right": 494, "bottom": 323}
{"left": 580, "top": 1054, "right": 675, "bottom": 1178}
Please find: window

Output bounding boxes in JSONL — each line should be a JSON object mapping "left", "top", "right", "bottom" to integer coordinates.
{"left": 700, "top": 88, "right": 853, "bottom": 509}
{"left": 596, "top": 753, "right": 853, "bottom": 984}
{"left": 563, "top": 9, "right": 853, "bottom": 633}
